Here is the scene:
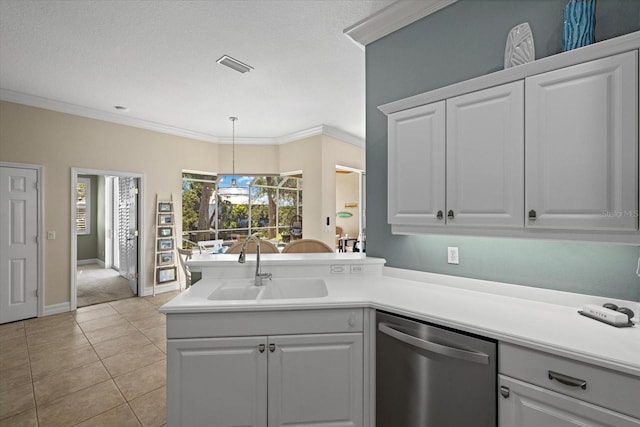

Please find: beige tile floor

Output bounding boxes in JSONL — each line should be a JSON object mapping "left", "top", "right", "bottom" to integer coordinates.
{"left": 0, "top": 291, "right": 180, "bottom": 427}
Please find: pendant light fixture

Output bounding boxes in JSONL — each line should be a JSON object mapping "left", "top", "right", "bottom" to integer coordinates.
{"left": 230, "top": 116, "right": 238, "bottom": 188}
{"left": 218, "top": 116, "right": 247, "bottom": 200}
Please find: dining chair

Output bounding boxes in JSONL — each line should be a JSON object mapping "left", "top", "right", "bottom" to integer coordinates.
{"left": 177, "top": 248, "right": 192, "bottom": 288}
{"left": 282, "top": 239, "right": 334, "bottom": 253}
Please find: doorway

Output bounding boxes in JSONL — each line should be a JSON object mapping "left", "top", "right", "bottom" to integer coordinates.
{"left": 71, "top": 169, "right": 144, "bottom": 309}
{"left": 0, "top": 162, "right": 43, "bottom": 323}
{"left": 335, "top": 166, "right": 364, "bottom": 253}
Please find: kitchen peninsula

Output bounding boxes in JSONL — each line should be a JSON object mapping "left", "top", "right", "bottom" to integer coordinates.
{"left": 161, "top": 254, "right": 640, "bottom": 426}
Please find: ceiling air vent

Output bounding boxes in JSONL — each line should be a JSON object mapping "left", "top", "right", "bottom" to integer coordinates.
{"left": 216, "top": 55, "right": 254, "bottom": 74}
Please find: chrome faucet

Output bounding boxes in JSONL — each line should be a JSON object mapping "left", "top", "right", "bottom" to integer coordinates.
{"left": 238, "top": 233, "right": 272, "bottom": 286}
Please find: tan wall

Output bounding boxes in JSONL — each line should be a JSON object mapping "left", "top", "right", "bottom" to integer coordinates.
{"left": 0, "top": 101, "right": 365, "bottom": 307}
{"left": 320, "top": 136, "right": 365, "bottom": 248}
{"left": 279, "top": 135, "right": 323, "bottom": 242}
{"left": 0, "top": 101, "right": 219, "bottom": 305}
{"left": 336, "top": 172, "right": 360, "bottom": 238}
{"left": 218, "top": 143, "right": 280, "bottom": 175}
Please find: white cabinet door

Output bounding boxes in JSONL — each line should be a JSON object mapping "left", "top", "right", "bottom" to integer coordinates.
{"left": 499, "top": 376, "right": 640, "bottom": 427}
{"left": 525, "top": 50, "right": 638, "bottom": 231}
{"left": 388, "top": 102, "right": 446, "bottom": 226}
{"left": 268, "top": 333, "right": 363, "bottom": 427}
{"left": 167, "top": 337, "right": 268, "bottom": 427}
{"left": 447, "top": 82, "right": 524, "bottom": 227}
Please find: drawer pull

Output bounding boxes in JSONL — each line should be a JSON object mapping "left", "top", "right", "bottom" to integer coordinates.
{"left": 548, "top": 371, "right": 587, "bottom": 390}
{"left": 500, "top": 386, "right": 510, "bottom": 398}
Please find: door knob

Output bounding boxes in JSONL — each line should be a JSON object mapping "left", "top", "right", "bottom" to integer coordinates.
{"left": 447, "top": 210, "right": 454, "bottom": 220}
{"left": 436, "top": 210, "right": 443, "bottom": 220}
{"left": 528, "top": 209, "right": 537, "bottom": 220}
{"left": 269, "top": 343, "right": 276, "bottom": 352}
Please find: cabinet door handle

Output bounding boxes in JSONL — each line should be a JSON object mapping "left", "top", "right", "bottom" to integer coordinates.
{"left": 437, "top": 210, "right": 443, "bottom": 220}
{"left": 528, "top": 209, "right": 537, "bottom": 220}
{"left": 258, "top": 344, "right": 265, "bottom": 353}
{"left": 548, "top": 371, "right": 587, "bottom": 390}
{"left": 447, "top": 210, "right": 454, "bottom": 220}
{"left": 269, "top": 343, "right": 276, "bottom": 352}
{"left": 500, "top": 386, "right": 510, "bottom": 398}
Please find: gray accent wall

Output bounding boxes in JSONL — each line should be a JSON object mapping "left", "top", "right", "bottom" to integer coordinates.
{"left": 365, "top": 0, "right": 640, "bottom": 301}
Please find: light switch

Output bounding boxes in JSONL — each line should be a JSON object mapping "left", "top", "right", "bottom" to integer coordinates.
{"left": 47, "top": 231, "right": 56, "bottom": 240}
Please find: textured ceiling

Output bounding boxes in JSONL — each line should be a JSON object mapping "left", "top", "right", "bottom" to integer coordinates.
{"left": 0, "top": 0, "right": 395, "bottom": 143}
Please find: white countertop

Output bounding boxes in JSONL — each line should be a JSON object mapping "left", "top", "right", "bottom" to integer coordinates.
{"left": 161, "top": 255, "right": 640, "bottom": 377}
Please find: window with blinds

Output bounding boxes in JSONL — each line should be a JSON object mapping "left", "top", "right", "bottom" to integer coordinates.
{"left": 76, "top": 177, "right": 90, "bottom": 235}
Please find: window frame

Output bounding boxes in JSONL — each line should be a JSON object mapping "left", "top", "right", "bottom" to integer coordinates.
{"left": 76, "top": 177, "right": 91, "bottom": 235}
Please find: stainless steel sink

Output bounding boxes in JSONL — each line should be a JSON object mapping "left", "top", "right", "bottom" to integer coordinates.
{"left": 208, "top": 278, "right": 328, "bottom": 301}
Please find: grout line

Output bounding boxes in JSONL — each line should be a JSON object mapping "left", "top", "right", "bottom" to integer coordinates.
{"left": 7, "top": 293, "right": 175, "bottom": 427}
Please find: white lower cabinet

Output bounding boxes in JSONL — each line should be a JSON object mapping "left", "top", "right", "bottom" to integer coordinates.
{"left": 499, "top": 343, "right": 640, "bottom": 427}
{"left": 167, "top": 336, "right": 267, "bottom": 427}
{"left": 499, "top": 375, "right": 640, "bottom": 427}
{"left": 268, "top": 333, "right": 363, "bottom": 427}
{"left": 167, "top": 312, "right": 364, "bottom": 427}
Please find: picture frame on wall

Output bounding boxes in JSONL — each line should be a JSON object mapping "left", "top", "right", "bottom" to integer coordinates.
{"left": 157, "top": 266, "right": 177, "bottom": 283}
{"left": 158, "top": 202, "right": 173, "bottom": 212}
{"left": 158, "top": 227, "right": 173, "bottom": 238}
{"left": 158, "top": 214, "right": 173, "bottom": 225}
{"left": 157, "top": 252, "right": 174, "bottom": 266}
{"left": 158, "top": 238, "right": 174, "bottom": 251}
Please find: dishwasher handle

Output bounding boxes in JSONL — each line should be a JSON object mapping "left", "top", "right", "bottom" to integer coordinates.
{"left": 378, "top": 322, "right": 490, "bottom": 365}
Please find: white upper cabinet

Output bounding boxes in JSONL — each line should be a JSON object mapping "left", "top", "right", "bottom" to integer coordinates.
{"left": 387, "top": 102, "right": 445, "bottom": 226}
{"left": 525, "top": 50, "right": 638, "bottom": 231}
{"left": 380, "top": 32, "right": 640, "bottom": 243}
{"left": 446, "top": 81, "right": 524, "bottom": 228}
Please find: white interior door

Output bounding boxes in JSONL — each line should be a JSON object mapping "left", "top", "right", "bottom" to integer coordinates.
{"left": 0, "top": 166, "right": 39, "bottom": 323}
{"left": 117, "top": 177, "right": 138, "bottom": 294}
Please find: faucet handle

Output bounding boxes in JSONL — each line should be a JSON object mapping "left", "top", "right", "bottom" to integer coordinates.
{"left": 255, "top": 273, "right": 272, "bottom": 287}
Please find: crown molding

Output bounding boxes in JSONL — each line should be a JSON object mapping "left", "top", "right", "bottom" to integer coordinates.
{"left": 0, "top": 89, "right": 221, "bottom": 143}
{"left": 344, "top": 0, "right": 457, "bottom": 49}
{"left": 218, "top": 125, "right": 364, "bottom": 148}
{"left": 0, "top": 89, "right": 364, "bottom": 147}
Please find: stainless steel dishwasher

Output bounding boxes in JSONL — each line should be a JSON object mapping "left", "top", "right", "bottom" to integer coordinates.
{"left": 376, "top": 311, "right": 497, "bottom": 426}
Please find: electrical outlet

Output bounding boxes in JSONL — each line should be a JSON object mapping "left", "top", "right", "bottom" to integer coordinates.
{"left": 350, "top": 265, "right": 362, "bottom": 274}
{"left": 330, "top": 265, "right": 346, "bottom": 274}
{"left": 447, "top": 247, "right": 459, "bottom": 265}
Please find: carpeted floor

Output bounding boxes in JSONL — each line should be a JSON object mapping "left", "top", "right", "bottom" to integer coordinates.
{"left": 77, "top": 264, "right": 135, "bottom": 307}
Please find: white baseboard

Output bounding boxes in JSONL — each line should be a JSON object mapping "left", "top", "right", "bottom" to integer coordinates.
{"left": 44, "top": 301, "right": 71, "bottom": 316}
{"left": 77, "top": 258, "right": 105, "bottom": 267}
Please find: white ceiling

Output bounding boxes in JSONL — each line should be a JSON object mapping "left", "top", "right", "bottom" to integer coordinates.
{"left": 0, "top": 0, "right": 395, "bottom": 144}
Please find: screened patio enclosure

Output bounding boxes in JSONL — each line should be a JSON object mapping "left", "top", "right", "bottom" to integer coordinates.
{"left": 182, "top": 173, "right": 302, "bottom": 246}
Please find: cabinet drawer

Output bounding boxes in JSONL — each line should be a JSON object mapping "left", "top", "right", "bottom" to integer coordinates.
{"left": 499, "top": 375, "right": 640, "bottom": 426}
{"left": 500, "top": 343, "right": 640, "bottom": 418}
{"left": 167, "top": 308, "right": 363, "bottom": 339}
